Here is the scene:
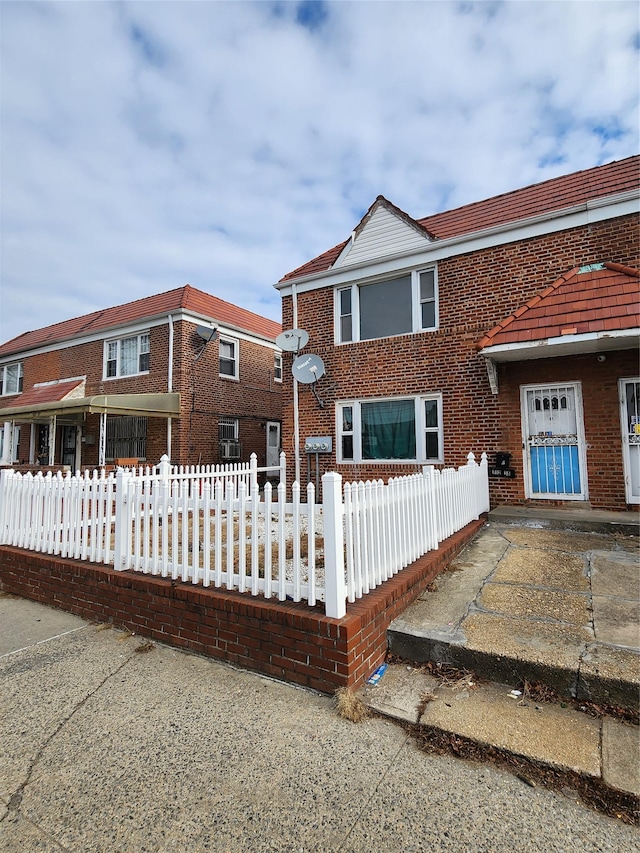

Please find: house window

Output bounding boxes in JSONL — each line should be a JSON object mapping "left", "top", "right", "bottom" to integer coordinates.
{"left": 336, "top": 266, "right": 437, "bottom": 343}
{"left": 218, "top": 417, "right": 239, "bottom": 441}
{"left": 219, "top": 337, "right": 238, "bottom": 379}
{"left": 219, "top": 417, "right": 241, "bottom": 459}
{"left": 105, "top": 416, "right": 147, "bottom": 460}
{"left": 104, "top": 333, "right": 150, "bottom": 378}
{"left": 0, "top": 361, "right": 24, "bottom": 396}
{"left": 274, "top": 353, "right": 282, "bottom": 382}
{"left": 337, "top": 395, "right": 443, "bottom": 463}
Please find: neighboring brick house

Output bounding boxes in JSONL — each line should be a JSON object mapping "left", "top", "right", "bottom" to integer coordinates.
{"left": 275, "top": 156, "right": 639, "bottom": 510}
{"left": 0, "top": 285, "right": 282, "bottom": 472}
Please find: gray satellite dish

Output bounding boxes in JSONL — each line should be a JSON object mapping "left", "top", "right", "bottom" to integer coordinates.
{"left": 196, "top": 325, "right": 217, "bottom": 342}
{"left": 292, "top": 353, "right": 325, "bottom": 384}
{"left": 276, "top": 328, "right": 309, "bottom": 353}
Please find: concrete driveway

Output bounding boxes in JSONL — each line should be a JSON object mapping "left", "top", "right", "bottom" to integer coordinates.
{"left": 1, "top": 594, "right": 638, "bottom": 852}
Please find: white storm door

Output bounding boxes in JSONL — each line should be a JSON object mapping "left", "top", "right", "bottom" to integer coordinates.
{"left": 522, "top": 383, "right": 587, "bottom": 500}
{"left": 619, "top": 378, "right": 640, "bottom": 504}
{"left": 266, "top": 421, "right": 281, "bottom": 471}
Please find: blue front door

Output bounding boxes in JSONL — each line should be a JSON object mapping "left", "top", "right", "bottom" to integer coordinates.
{"left": 523, "top": 384, "right": 586, "bottom": 500}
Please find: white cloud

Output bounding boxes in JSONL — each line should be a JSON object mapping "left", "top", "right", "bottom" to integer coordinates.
{"left": 1, "top": 0, "right": 638, "bottom": 344}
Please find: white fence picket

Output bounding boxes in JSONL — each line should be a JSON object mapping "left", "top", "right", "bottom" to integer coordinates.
{"left": 0, "top": 451, "right": 489, "bottom": 617}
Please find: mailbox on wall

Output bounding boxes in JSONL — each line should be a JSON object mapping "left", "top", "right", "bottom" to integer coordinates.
{"left": 490, "top": 451, "right": 516, "bottom": 478}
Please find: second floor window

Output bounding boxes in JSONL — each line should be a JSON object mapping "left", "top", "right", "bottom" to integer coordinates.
{"left": 219, "top": 337, "right": 239, "bottom": 379}
{"left": 336, "top": 267, "right": 438, "bottom": 343}
{"left": 274, "top": 353, "right": 282, "bottom": 382}
{"left": 0, "top": 361, "right": 24, "bottom": 396}
{"left": 105, "top": 333, "right": 150, "bottom": 378}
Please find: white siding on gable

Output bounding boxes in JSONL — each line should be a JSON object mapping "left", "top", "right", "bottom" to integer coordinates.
{"left": 336, "top": 206, "right": 431, "bottom": 268}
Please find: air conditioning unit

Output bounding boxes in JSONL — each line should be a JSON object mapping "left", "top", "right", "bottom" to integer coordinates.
{"left": 219, "top": 440, "right": 241, "bottom": 460}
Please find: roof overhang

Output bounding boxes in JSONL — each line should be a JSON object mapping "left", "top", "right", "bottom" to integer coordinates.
{"left": 480, "top": 328, "right": 640, "bottom": 363}
{"left": 0, "top": 392, "right": 181, "bottom": 423}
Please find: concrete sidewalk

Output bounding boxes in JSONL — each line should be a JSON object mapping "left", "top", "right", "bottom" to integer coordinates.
{"left": 2, "top": 594, "right": 638, "bottom": 851}
{"left": 363, "top": 515, "right": 639, "bottom": 810}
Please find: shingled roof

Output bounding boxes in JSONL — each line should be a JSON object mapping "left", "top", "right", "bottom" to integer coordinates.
{"left": 280, "top": 155, "right": 639, "bottom": 282}
{"left": 477, "top": 262, "right": 640, "bottom": 350}
{"left": 0, "top": 285, "right": 281, "bottom": 358}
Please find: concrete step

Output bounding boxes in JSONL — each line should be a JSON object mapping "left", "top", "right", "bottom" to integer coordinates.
{"left": 360, "top": 662, "right": 639, "bottom": 814}
{"left": 387, "top": 522, "right": 640, "bottom": 714}
{"left": 387, "top": 622, "right": 640, "bottom": 714}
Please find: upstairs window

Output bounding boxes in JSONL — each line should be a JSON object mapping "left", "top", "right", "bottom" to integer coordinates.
{"left": 336, "top": 266, "right": 438, "bottom": 343}
{"left": 219, "top": 337, "right": 239, "bottom": 379}
{"left": 105, "top": 333, "right": 150, "bottom": 378}
{"left": 274, "top": 352, "right": 282, "bottom": 382}
{"left": 0, "top": 361, "right": 24, "bottom": 396}
{"left": 337, "top": 394, "right": 443, "bottom": 464}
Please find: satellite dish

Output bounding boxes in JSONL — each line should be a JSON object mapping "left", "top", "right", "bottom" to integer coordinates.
{"left": 276, "top": 328, "right": 309, "bottom": 353}
{"left": 196, "top": 325, "right": 217, "bottom": 342}
{"left": 292, "top": 353, "right": 325, "bottom": 384}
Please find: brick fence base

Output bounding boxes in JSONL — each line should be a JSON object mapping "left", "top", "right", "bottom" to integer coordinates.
{"left": 0, "top": 517, "right": 484, "bottom": 693}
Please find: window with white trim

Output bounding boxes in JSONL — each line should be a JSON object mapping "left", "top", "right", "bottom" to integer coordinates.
{"left": 274, "top": 353, "right": 282, "bottom": 382}
{"left": 337, "top": 395, "right": 443, "bottom": 463}
{"left": 219, "top": 337, "right": 239, "bottom": 379}
{"left": 336, "top": 267, "right": 437, "bottom": 343}
{"left": 0, "top": 361, "right": 24, "bottom": 396}
{"left": 218, "top": 417, "right": 239, "bottom": 441}
{"left": 104, "top": 333, "right": 150, "bottom": 379}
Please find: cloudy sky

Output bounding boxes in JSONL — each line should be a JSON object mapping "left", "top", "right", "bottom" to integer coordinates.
{"left": 1, "top": 0, "right": 638, "bottom": 345}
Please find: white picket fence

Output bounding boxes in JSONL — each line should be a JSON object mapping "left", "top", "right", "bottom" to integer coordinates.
{"left": 0, "top": 452, "right": 489, "bottom": 618}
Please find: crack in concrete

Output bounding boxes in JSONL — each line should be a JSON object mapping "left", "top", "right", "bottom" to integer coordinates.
{"left": 1, "top": 649, "right": 136, "bottom": 829}
{"left": 334, "top": 729, "right": 411, "bottom": 853}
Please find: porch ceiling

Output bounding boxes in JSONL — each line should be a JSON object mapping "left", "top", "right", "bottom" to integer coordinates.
{"left": 0, "top": 392, "right": 181, "bottom": 422}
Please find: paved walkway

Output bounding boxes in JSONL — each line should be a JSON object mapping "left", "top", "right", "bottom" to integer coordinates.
{"left": 4, "top": 596, "right": 639, "bottom": 851}
{"left": 362, "top": 512, "right": 639, "bottom": 808}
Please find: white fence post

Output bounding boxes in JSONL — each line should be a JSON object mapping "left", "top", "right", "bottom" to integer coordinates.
{"left": 480, "top": 451, "right": 490, "bottom": 513}
{"left": 322, "top": 471, "right": 346, "bottom": 619}
{"left": 113, "top": 467, "right": 130, "bottom": 571}
{"left": 249, "top": 453, "right": 258, "bottom": 496}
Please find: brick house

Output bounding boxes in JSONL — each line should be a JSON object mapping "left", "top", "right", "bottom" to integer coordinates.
{"left": 0, "top": 285, "right": 282, "bottom": 472}
{"left": 275, "top": 156, "right": 639, "bottom": 510}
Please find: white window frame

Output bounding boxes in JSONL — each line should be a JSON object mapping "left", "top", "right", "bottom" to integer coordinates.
{"left": 274, "top": 352, "right": 283, "bottom": 383}
{"left": 336, "top": 394, "right": 443, "bottom": 464}
{"left": 219, "top": 336, "right": 239, "bottom": 380}
{"left": 218, "top": 417, "right": 239, "bottom": 441}
{"left": 0, "top": 361, "right": 24, "bottom": 396}
{"left": 103, "top": 333, "right": 150, "bottom": 380}
{"left": 335, "top": 266, "right": 438, "bottom": 344}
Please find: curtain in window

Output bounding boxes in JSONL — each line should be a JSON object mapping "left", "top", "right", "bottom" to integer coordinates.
{"left": 120, "top": 337, "right": 138, "bottom": 376}
{"left": 361, "top": 400, "right": 416, "bottom": 459}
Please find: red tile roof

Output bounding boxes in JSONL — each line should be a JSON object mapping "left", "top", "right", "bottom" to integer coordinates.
{"left": 477, "top": 262, "right": 640, "bottom": 350}
{"left": 280, "top": 155, "right": 640, "bottom": 282}
{"left": 0, "top": 285, "right": 281, "bottom": 358}
{"left": 5, "top": 378, "right": 85, "bottom": 408}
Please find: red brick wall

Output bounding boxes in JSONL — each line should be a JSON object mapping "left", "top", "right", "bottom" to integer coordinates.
{"left": 0, "top": 518, "right": 483, "bottom": 693}
{"left": 11, "top": 319, "right": 281, "bottom": 469}
{"left": 487, "top": 350, "right": 638, "bottom": 510}
{"left": 281, "top": 215, "right": 639, "bottom": 509}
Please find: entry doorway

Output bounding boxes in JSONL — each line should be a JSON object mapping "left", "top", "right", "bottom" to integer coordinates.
{"left": 61, "top": 425, "right": 78, "bottom": 470}
{"left": 521, "top": 383, "right": 587, "bottom": 500}
{"left": 266, "top": 421, "right": 281, "bottom": 474}
{"left": 619, "top": 378, "right": 640, "bottom": 504}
